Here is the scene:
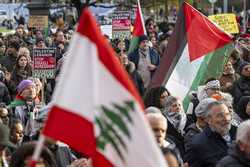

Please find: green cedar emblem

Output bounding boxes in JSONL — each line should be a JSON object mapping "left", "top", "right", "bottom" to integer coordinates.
{"left": 95, "top": 100, "right": 135, "bottom": 162}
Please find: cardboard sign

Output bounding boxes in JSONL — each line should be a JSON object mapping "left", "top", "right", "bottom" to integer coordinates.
{"left": 112, "top": 11, "right": 131, "bottom": 39}
{"left": 28, "top": 16, "right": 48, "bottom": 28}
{"left": 209, "top": 14, "right": 239, "bottom": 34}
{"left": 32, "top": 48, "right": 56, "bottom": 79}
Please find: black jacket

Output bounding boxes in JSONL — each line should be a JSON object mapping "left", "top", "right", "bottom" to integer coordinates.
{"left": 184, "top": 123, "right": 202, "bottom": 153}
{"left": 125, "top": 62, "right": 145, "bottom": 96}
{"left": 0, "top": 82, "right": 11, "bottom": 105}
{"left": 128, "top": 48, "right": 160, "bottom": 75}
{"left": 165, "top": 117, "right": 192, "bottom": 157}
{"left": 216, "top": 143, "right": 250, "bottom": 167}
{"left": 232, "top": 76, "right": 250, "bottom": 107}
{"left": 185, "top": 126, "right": 236, "bottom": 167}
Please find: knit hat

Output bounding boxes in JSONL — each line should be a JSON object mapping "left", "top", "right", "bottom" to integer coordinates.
{"left": 17, "top": 80, "right": 35, "bottom": 94}
{"left": 138, "top": 35, "right": 148, "bottom": 44}
{"left": 238, "top": 61, "right": 250, "bottom": 74}
{"left": 205, "top": 80, "right": 220, "bottom": 90}
{"left": 195, "top": 98, "right": 217, "bottom": 118}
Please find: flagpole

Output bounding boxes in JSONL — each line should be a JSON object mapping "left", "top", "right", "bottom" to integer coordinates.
{"left": 29, "top": 135, "right": 46, "bottom": 166}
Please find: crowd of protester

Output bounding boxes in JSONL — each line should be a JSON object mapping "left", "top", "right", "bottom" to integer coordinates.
{"left": 0, "top": 6, "right": 250, "bottom": 167}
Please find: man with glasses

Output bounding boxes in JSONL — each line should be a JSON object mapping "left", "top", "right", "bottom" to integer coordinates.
{"left": 185, "top": 101, "right": 236, "bottom": 167}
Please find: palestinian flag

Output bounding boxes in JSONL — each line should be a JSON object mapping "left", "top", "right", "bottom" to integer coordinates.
{"left": 34, "top": 8, "right": 167, "bottom": 167}
{"left": 150, "top": 2, "right": 234, "bottom": 109}
{"left": 128, "top": 0, "right": 146, "bottom": 53}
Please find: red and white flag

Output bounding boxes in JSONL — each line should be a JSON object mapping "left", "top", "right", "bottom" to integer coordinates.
{"left": 128, "top": 0, "right": 147, "bottom": 53}
{"left": 35, "top": 8, "right": 167, "bottom": 167}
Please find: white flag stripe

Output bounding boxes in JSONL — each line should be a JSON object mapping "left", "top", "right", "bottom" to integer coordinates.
{"left": 166, "top": 44, "right": 204, "bottom": 99}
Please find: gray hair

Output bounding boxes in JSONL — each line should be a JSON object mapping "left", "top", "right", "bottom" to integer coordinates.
{"left": 195, "top": 98, "right": 217, "bottom": 118}
{"left": 146, "top": 113, "right": 167, "bottom": 130}
{"left": 145, "top": 106, "right": 162, "bottom": 114}
{"left": 236, "top": 120, "right": 250, "bottom": 143}
{"left": 206, "top": 101, "right": 226, "bottom": 117}
{"left": 219, "top": 93, "right": 233, "bottom": 106}
{"left": 164, "top": 96, "right": 179, "bottom": 113}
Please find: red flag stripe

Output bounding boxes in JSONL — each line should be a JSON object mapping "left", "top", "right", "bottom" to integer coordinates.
{"left": 43, "top": 106, "right": 114, "bottom": 167}
{"left": 76, "top": 8, "right": 144, "bottom": 109}
{"left": 132, "top": 5, "right": 146, "bottom": 36}
{"left": 184, "top": 2, "right": 232, "bottom": 61}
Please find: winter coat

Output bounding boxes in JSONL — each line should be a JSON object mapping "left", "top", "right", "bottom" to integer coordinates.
{"left": 162, "top": 138, "right": 184, "bottom": 167}
{"left": 0, "top": 82, "right": 11, "bottom": 105}
{"left": 128, "top": 48, "right": 160, "bottom": 75}
{"left": 236, "top": 96, "right": 250, "bottom": 120}
{"left": 216, "top": 143, "right": 250, "bottom": 167}
{"left": 125, "top": 62, "right": 145, "bottom": 96}
{"left": 163, "top": 116, "right": 191, "bottom": 157}
{"left": 185, "top": 126, "right": 236, "bottom": 167}
{"left": 232, "top": 76, "right": 250, "bottom": 107}
{"left": 184, "top": 123, "right": 202, "bottom": 153}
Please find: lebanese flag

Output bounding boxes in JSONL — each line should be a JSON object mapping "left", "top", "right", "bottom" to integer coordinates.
{"left": 150, "top": 2, "right": 234, "bottom": 109}
{"left": 128, "top": 0, "right": 146, "bottom": 53}
{"left": 40, "top": 8, "right": 167, "bottom": 167}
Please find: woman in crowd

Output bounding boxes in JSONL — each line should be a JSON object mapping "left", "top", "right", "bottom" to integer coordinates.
{"left": 11, "top": 52, "right": 32, "bottom": 89}
{"left": 144, "top": 86, "right": 171, "bottom": 111}
{"left": 162, "top": 96, "right": 190, "bottom": 156}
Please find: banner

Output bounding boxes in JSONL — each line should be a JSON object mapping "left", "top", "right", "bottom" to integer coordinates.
{"left": 28, "top": 16, "right": 48, "bottom": 29}
{"left": 112, "top": 11, "right": 131, "bottom": 39}
{"left": 32, "top": 48, "right": 56, "bottom": 79}
{"left": 209, "top": 14, "right": 239, "bottom": 34}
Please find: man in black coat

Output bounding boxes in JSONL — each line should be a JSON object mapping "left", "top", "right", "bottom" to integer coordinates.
{"left": 185, "top": 101, "right": 236, "bottom": 167}
{"left": 216, "top": 120, "right": 250, "bottom": 167}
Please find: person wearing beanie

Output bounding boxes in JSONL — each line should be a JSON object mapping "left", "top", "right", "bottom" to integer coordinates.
{"left": 8, "top": 79, "right": 42, "bottom": 141}
{"left": 232, "top": 61, "right": 250, "bottom": 108}
{"left": 0, "top": 40, "right": 20, "bottom": 72}
{"left": 128, "top": 34, "right": 160, "bottom": 88}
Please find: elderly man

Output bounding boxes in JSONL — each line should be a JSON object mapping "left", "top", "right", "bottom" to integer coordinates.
{"left": 146, "top": 112, "right": 183, "bottom": 166}
{"left": 146, "top": 113, "right": 169, "bottom": 148}
{"left": 184, "top": 98, "right": 217, "bottom": 152}
{"left": 128, "top": 35, "right": 160, "bottom": 88}
{"left": 216, "top": 120, "right": 250, "bottom": 167}
{"left": 185, "top": 101, "right": 236, "bottom": 167}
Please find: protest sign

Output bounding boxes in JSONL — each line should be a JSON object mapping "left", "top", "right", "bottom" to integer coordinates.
{"left": 28, "top": 15, "right": 49, "bottom": 37}
{"left": 112, "top": 11, "right": 131, "bottom": 39}
{"left": 33, "top": 48, "right": 56, "bottom": 79}
{"left": 209, "top": 14, "right": 239, "bottom": 34}
{"left": 28, "top": 16, "right": 48, "bottom": 28}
